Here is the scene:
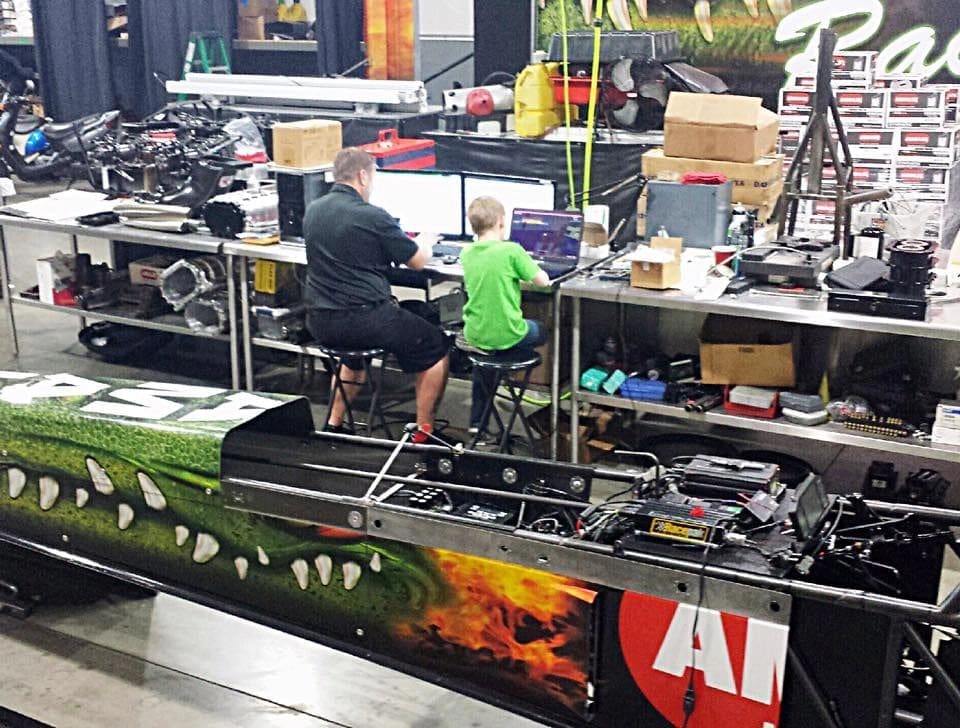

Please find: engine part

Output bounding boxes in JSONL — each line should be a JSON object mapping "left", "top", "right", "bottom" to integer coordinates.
{"left": 160, "top": 256, "right": 226, "bottom": 311}
{"left": 184, "top": 292, "right": 230, "bottom": 335}
{"left": 887, "top": 239, "right": 936, "bottom": 300}
{"left": 203, "top": 185, "right": 279, "bottom": 239}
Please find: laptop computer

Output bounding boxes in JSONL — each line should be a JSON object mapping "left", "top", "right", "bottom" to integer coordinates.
{"left": 510, "top": 209, "right": 584, "bottom": 279}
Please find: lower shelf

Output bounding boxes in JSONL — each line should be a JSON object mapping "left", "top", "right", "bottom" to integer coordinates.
{"left": 576, "top": 390, "right": 960, "bottom": 464}
{"left": 12, "top": 297, "right": 230, "bottom": 341}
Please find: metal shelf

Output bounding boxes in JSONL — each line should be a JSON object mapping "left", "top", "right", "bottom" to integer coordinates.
{"left": 0, "top": 216, "right": 224, "bottom": 254}
{"left": 12, "top": 297, "right": 229, "bottom": 341}
{"left": 561, "top": 277, "right": 960, "bottom": 342}
{"left": 577, "top": 390, "right": 960, "bottom": 464}
{"left": 233, "top": 39, "right": 317, "bottom": 53}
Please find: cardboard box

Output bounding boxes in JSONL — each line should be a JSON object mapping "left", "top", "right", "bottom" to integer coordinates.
{"left": 238, "top": 16, "right": 266, "bottom": 40}
{"left": 778, "top": 88, "right": 814, "bottom": 128}
{"left": 874, "top": 74, "right": 927, "bottom": 89}
{"left": 238, "top": 0, "right": 278, "bottom": 19}
{"left": 128, "top": 255, "right": 176, "bottom": 287}
{"left": 846, "top": 128, "right": 898, "bottom": 161}
{"left": 831, "top": 51, "right": 878, "bottom": 82}
{"left": 271, "top": 120, "right": 343, "bottom": 169}
{"left": 631, "top": 236, "right": 682, "bottom": 290}
{"left": 664, "top": 93, "right": 779, "bottom": 163}
{"left": 641, "top": 149, "right": 783, "bottom": 206}
{"left": 897, "top": 128, "right": 960, "bottom": 163}
{"left": 699, "top": 315, "right": 797, "bottom": 388}
{"left": 887, "top": 89, "right": 954, "bottom": 127}
{"left": 521, "top": 295, "right": 569, "bottom": 387}
{"left": 835, "top": 89, "right": 888, "bottom": 127}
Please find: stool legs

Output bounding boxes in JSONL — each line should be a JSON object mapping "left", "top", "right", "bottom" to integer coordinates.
{"left": 470, "top": 366, "right": 537, "bottom": 455}
{"left": 323, "top": 356, "right": 390, "bottom": 437}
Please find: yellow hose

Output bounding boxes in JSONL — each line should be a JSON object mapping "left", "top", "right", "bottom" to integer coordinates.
{"left": 582, "top": 0, "right": 604, "bottom": 208}
{"left": 560, "top": 0, "right": 576, "bottom": 207}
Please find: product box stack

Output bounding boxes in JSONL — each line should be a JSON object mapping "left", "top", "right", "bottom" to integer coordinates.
{"left": 778, "top": 51, "right": 960, "bottom": 249}
{"left": 637, "top": 93, "right": 782, "bottom": 237}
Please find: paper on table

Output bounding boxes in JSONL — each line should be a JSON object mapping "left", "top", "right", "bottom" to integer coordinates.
{"left": 0, "top": 190, "right": 118, "bottom": 222}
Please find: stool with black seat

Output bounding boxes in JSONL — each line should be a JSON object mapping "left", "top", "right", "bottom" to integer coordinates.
{"left": 458, "top": 335, "right": 541, "bottom": 453}
{"left": 315, "top": 345, "right": 392, "bottom": 438}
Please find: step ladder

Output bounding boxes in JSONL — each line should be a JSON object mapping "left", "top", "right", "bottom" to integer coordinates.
{"left": 179, "top": 31, "right": 231, "bottom": 100}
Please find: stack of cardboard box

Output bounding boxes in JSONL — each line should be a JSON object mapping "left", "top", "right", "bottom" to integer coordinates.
{"left": 778, "top": 51, "right": 960, "bottom": 248}
{"left": 638, "top": 93, "right": 782, "bottom": 238}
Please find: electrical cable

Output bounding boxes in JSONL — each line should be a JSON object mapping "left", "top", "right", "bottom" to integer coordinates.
{"left": 682, "top": 544, "right": 714, "bottom": 728}
{"left": 559, "top": 0, "right": 576, "bottom": 208}
{"left": 582, "top": 0, "right": 604, "bottom": 208}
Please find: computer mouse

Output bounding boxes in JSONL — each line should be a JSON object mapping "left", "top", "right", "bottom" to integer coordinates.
{"left": 443, "top": 255, "right": 457, "bottom": 264}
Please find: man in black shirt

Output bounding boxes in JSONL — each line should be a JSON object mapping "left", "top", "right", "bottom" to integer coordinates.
{"left": 304, "top": 148, "right": 449, "bottom": 440}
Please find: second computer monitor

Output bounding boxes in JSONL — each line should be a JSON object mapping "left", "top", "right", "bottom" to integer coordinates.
{"left": 369, "top": 169, "right": 464, "bottom": 238}
{"left": 462, "top": 174, "right": 556, "bottom": 237}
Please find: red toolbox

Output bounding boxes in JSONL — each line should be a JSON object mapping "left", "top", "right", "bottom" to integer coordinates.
{"left": 359, "top": 129, "right": 435, "bottom": 170}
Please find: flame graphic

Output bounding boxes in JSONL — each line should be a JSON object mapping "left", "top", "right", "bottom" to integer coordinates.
{"left": 397, "top": 548, "right": 595, "bottom": 711}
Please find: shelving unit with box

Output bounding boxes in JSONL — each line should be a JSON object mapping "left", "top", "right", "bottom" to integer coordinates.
{"left": 778, "top": 50, "right": 960, "bottom": 250}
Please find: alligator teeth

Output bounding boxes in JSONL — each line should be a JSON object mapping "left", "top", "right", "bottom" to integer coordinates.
{"left": 175, "top": 525, "right": 190, "bottom": 547}
{"left": 767, "top": 0, "right": 791, "bottom": 19}
{"left": 608, "top": 0, "right": 632, "bottom": 30}
{"left": 694, "top": 0, "right": 713, "bottom": 42}
{"left": 370, "top": 552, "right": 382, "bottom": 573}
{"left": 85, "top": 457, "right": 114, "bottom": 495}
{"left": 256, "top": 546, "right": 270, "bottom": 565}
{"left": 342, "top": 561, "right": 362, "bottom": 591}
{"left": 137, "top": 472, "right": 167, "bottom": 511}
{"left": 315, "top": 554, "right": 333, "bottom": 586}
{"left": 39, "top": 476, "right": 59, "bottom": 511}
{"left": 193, "top": 533, "right": 220, "bottom": 564}
{"left": 580, "top": 0, "right": 592, "bottom": 25}
{"left": 117, "top": 503, "right": 134, "bottom": 530}
{"left": 634, "top": 0, "right": 648, "bottom": 21}
{"left": 291, "top": 558, "right": 309, "bottom": 590}
{"left": 743, "top": 0, "right": 759, "bottom": 17}
{"left": 7, "top": 467, "right": 25, "bottom": 499}
{"left": 75, "top": 488, "right": 89, "bottom": 508}
{"left": 234, "top": 556, "right": 249, "bottom": 580}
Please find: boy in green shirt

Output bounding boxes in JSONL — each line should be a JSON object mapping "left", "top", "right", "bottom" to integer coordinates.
{"left": 461, "top": 196, "right": 551, "bottom": 435}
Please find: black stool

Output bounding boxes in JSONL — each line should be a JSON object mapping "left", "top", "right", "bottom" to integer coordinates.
{"left": 466, "top": 348, "right": 542, "bottom": 453}
{"left": 316, "top": 345, "right": 392, "bottom": 437}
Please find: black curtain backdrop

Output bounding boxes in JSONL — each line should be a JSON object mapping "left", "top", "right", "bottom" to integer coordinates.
{"left": 30, "top": 0, "right": 114, "bottom": 121}
{"left": 315, "top": 0, "right": 364, "bottom": 76}
{"left": 127, "top": 0, "right": 236, "bottom": 118}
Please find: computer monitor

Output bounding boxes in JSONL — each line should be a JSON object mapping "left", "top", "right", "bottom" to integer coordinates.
{"left": 462, "top": 174, "right": 556, "bottom": 237}
{"left": 510, "top": 209, "right": 583, "bottom": 262}
{"left": 369, "top": 169, "right": 464, "bottom": 238}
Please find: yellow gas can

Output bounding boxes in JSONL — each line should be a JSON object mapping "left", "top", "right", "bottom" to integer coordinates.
{"left": 514, "top": 61, "right": 562, "bottom": 138}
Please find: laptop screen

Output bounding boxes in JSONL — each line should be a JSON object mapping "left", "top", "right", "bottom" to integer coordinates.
{"left": 510, "top": 209, "right": 584, "bottom": 262}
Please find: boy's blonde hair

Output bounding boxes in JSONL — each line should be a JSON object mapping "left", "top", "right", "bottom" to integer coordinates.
{"left": 467, "top": 196, "right": 505, "bottom": 237}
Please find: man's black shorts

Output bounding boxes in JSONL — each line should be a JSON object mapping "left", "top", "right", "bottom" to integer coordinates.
{"left": 307, "top": 301, "right": 448, "bottom": 373}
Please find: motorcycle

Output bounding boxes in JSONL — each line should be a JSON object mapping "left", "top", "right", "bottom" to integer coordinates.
{"left": 0, "top": 50, "right": 119, "bottom": 184}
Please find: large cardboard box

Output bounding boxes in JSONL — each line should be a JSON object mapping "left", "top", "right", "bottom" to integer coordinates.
{"left": 521, "top": 295, "right": 569, "bottom": 387}
{"left": 641, "top": 149, "right": 783, "bottom": 206}
{"left": 664, "top": 93, "right": 779, "bottom": 163}
{"left": 271, "top": 120, "right": 343, "bottom": 169}
{"left": 699, "top": 315, "right": 797, "bottom": 388}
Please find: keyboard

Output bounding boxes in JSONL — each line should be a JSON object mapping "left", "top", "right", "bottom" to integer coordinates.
{"left": 539, "top": 261, "right": 578, "bottom": 279}
{"left": 432, "top": 243, "right": 465, "bottom": 260}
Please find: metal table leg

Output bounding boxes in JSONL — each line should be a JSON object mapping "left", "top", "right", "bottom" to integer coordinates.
{"left": 0, "top": 224, "right": 18, "bottom": 356}
{"left": 240, "top": 256, "right": 254, "bottom": 391}
{"left": 70, "top": 234, "right": 86, "bottom": 330}
{"left": 569, "top": 297, "right": 582, "bottom": 464}
{"left": 550, "top": 286, "right": 561, "bottom": 460}
{"left": 226, "top": 255, "right": 240, "bottom": 390}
